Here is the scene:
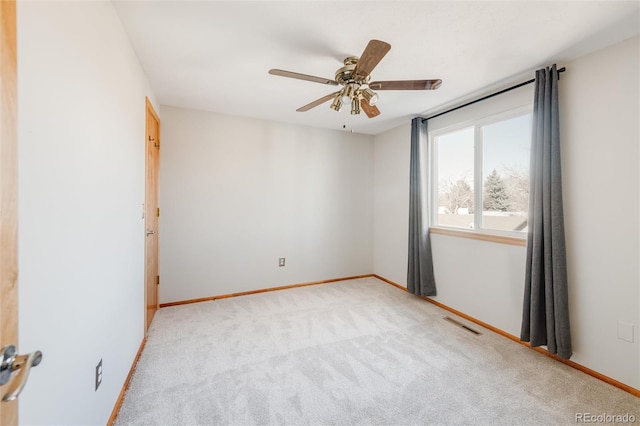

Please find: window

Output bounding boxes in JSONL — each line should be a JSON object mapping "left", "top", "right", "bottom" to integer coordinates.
{"left": 430, "top": 106, "right": 532, "bottom": 236}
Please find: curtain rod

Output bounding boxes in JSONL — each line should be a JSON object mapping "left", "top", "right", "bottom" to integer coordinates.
{"left": 421, "top": 67, "right": 566, "bottom": 122}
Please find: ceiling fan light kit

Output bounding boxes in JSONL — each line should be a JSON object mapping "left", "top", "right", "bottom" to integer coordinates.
{"left": 269, "top": 39, "right": 442, "bottom": 119}
{"left": 350, "top": 97, "right": 360, "bottom": 115}
{"left": 330, "top": 94, "right": 342, "bottom": 112}
{"left": 361, "top": 88, "right": 378, "bottom": 106}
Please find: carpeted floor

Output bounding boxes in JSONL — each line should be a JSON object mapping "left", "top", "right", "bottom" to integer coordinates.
{"left": 115, "top": 277, "right": 639, "bottom": 425}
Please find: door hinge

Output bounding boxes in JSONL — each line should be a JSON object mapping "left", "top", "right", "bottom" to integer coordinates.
{"left": 157, "top": 207, "right": 160, "bottom": 217}
{"left": 156, "top": 275, "right": 160, "bottom": 285}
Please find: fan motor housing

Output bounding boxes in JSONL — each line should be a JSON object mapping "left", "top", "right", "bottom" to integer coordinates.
{"left": 335, "top": 56, "right": 369, "bottom": 85}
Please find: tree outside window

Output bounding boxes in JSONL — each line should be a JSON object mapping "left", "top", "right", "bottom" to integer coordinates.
{"left": 432, "top": 109, "right": 531, "bottom": 234}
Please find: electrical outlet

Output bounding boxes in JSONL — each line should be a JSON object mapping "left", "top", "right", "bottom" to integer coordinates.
{"left": 95, "top": 359, "right": 102, "bottom": 391}
{"left": 617, "top": 321, "right": 634, "bottom": 343}
{"left": 279, "top": 257, "right": 285, "bottom": 267}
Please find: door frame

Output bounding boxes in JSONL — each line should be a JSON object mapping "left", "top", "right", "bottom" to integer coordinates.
{"left": 144, "top": 98, "right": 160, "bottom": 333}
{"left": 0, "top": 0, "right": 19, "bottom": 423}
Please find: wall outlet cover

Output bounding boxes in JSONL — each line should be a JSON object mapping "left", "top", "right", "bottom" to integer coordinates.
{"left": 95, "top": 359, "right": 103, "bottom": 391}
{"left": 617, "top": 321, "right": 634, "bottom": 343}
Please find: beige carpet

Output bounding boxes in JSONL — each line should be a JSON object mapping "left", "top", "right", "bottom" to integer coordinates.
{"left": 115, "top": 277, "right": 639, "bottom": 425}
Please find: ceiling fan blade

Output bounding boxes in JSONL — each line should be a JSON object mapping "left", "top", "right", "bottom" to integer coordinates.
{"left": 269, "top": 69, "right": 338, "bottom": 86}
{"left": 360, "top": 101, "right": 381, "bottom": 118}
{"left": 296, "top": 91, "right": 340, "bottom": 112}
{"left": 354, "top": 40, "right": 391, "bottom": 78}
{"left": 369, "top": 79, "right": 442, "bottom": 90}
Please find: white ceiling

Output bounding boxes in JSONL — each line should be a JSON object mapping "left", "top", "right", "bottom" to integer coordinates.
{"left": 113, "top": 1, "right": 639, "bottom": 135}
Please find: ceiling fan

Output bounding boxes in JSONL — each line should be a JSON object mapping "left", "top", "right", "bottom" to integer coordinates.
{"left": 269, "top": 39, "right": 442, "bottom": 118}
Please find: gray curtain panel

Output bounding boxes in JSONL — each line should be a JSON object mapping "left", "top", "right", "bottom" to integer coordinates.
{"left": 407, "top": 118, "right": 436, "bottom": 296}
{"left": 521, "top": 64, "right": 572, "bottom": 359}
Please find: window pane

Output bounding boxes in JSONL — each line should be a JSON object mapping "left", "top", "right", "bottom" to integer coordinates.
{"left": 481, "top": 114, "right": 531, "bottom": 232}
{"left": 436, "top": 127, "right": 475, "bottom": 229}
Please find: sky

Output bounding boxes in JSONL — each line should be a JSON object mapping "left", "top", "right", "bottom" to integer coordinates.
{"left": 436, "top": 112, "right": 532, "bottom": 189}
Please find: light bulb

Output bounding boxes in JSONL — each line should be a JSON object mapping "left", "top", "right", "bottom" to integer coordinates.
{"left": 341, "top": 84, "right": 357, "bottom": 106}
{"left": 362, "top": 88, "right": 379, "bottom": 106}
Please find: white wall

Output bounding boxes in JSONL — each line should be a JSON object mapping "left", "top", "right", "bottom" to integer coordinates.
{"left": 159, "top": 106, "right": 373, "bottom": 304}
{"left": 429, "top": 235, "right": 526, "bottom": 336}
{"left": 18, "top": 2, "right": 156, "bottom": 424}
{"left": 372, "top": 37, "right": 640, "bottom": 389}
{"left": 560, "top": 36, "right": 639, "bottom": 389}
{"left": 373, "top": 124, "right": 410, "bottom": 285}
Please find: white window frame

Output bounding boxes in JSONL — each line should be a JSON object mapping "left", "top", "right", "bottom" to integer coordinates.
{"left": 428, "top": 104, "right": 533, "bottom": 238}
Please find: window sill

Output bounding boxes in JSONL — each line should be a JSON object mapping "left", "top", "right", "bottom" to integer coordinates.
{"left": 429, "top": 227, "right": 526, "bottom": 247}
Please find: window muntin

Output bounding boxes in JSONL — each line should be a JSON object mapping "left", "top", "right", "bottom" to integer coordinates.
{"left": 431, "top": 106, "right": 532, "bottom": 236}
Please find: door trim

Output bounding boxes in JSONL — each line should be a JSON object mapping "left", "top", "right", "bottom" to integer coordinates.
{"left": 144, "top": 97, "right": 160, "bottom": 333}
{"left": 0, "top": 0, "right": 19, "bottom": 423}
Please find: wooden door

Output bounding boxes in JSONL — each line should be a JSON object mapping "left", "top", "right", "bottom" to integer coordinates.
{"left": 144, "top": 98, "right": 160, "bottom": 333}
{"left": 0, "top": 0, "right": 18, "bottom": 423}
